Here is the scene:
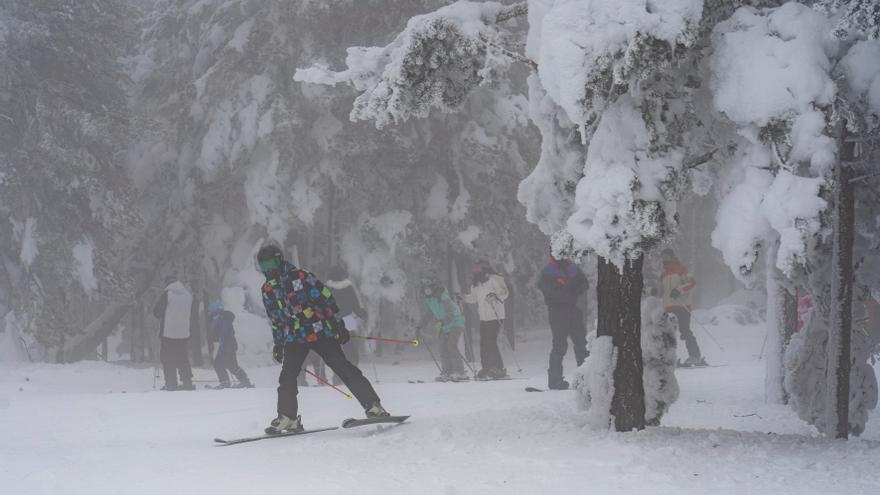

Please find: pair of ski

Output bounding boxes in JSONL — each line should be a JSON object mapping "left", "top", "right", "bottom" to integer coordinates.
{"left": 214, "top": 415, "right": 409, "bottom": 446}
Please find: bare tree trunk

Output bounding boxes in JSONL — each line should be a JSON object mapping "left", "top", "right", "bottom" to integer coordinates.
{"left": 827, "top": 122, "right": 856, "bottom": 439}
{"left": 597, "top": 255, "right": 646, "bottom": 432}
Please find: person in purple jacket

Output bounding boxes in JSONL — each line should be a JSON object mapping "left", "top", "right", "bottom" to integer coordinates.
{"left": 538, "top": 254, "right": 589, "bottom": 390}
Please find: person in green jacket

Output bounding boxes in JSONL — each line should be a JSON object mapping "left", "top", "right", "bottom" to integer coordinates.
{"left": 420, "top": 277, "right": 469, "bottom": 382}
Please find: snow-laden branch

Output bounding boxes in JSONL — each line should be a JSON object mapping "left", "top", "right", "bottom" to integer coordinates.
{"left": 294, "top": 1, "right": 526, "bottom": 128}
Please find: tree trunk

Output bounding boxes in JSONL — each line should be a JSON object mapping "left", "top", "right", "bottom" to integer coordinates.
{"left": 189, "top": 293, "right": 203, "bottom": 366}
{"left": 597, "top": 255, "right": 646, "bottom": 432}
{"left": 827, "top": 122, "right": 856, "bottom": 439}
{"left": 765, "top": 245, "right": 787, "bottom": 404}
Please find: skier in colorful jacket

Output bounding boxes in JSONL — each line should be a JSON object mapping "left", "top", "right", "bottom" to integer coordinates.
{"left": 257, "top": 244, "right": 390, "bottom": 434}
{"left": 660, "top": 248, "right": 704, "bottom": 366}
{"left": 538, "top": 254, "right": 589, "bottom": 390}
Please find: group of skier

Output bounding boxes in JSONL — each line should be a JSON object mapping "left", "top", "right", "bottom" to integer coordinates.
{"left": 152, "top": 241, "right": 703, "bottom": 435}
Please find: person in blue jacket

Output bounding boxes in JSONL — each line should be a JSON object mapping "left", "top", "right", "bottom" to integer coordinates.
{"left": 420, "top": 277, "right": 469, "bottom": 382}
{"left": 208, "top": 302, "right": 253, "bottom": 389}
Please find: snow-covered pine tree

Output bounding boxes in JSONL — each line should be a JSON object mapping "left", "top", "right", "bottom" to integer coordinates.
{"left": 295, "top": 0, "right": 783, "bottom": 431}
{"left": 0, "top": 0, "right": 139, "bottom": 362}
{"left": 711, "top": 1, "right": 880, "bottom": 437}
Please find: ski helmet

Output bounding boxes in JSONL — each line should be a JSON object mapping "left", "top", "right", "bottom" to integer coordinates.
{"left": 257, "top": 244, "right": 284, "bottom": 276}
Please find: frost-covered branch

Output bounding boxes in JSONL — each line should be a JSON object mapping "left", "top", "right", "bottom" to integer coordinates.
{"left": 294, "top": 1, "right": 524, "bottom": 128}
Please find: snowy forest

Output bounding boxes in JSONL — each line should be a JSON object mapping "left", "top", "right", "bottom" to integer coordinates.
{"left": 2, "top": 1, "right": 880, "bottom": 494}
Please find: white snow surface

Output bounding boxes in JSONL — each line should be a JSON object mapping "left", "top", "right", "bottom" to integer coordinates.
{"left": 3, "top": 308, "right": 880, "bottom": 494}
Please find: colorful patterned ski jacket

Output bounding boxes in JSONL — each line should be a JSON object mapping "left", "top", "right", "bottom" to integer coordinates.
{"left": 261, "top": 262, "right": 345, "bottom": 345}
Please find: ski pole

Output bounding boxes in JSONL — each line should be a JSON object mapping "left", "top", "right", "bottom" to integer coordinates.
{"left": 419, "top": 332, "right": 443, "bottom": 373}
{"left": 305, "top": 369, "right": 353, "bottom": 399}
{"left": 682, "top": 306, "right": 725, "bottom": 351}
{"left": 757, "top": 332, "right": 768, "bottom": 360}
{"left": 452, "top": 340, "right": 479, "bottom": 377}
{"left": 352, "top": 335, "right": 420, "bottom": 347}
{"left": 488, "top": 294, "right": 522, "bottom": 373}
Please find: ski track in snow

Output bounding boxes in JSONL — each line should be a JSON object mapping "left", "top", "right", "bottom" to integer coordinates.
{"left": 1, "top": 323, "right": 879, "bottom": 495}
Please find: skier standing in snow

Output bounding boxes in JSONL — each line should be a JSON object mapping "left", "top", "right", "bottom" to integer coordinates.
{"left": 325, "top": 265, "right": 367, "bottom": 382}
{"left": 659, "top": 249, "right": 705, "bottom": 367}
{"left": 460, "top": 260, "right": 509, "bottom": 380}
{"left": 152, "top": 275, "right": 195, "bottom": 391}
{"left": 420, "top": 276, "right": 469, "bottom": 382}
{"left": 257, "top": 245, "right": 390, "bottom": 434}
{"left": 208, "top": 302, "right": 253, "bottom": 389}
{"left": 538, "top": 254, "right": 589, "bottom": 390}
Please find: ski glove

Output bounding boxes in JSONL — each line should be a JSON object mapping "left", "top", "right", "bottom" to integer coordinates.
{"left": 670, "top": 289, "right": 681, "bottom": 299}
{"left": 272, "top": 344, "right": 284, "bottom": 364}
{"left": 337, "top": 324, "right": 351, "bottom": 345}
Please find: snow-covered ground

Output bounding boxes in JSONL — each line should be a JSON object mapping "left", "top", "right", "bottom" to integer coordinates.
{"left": 2, "top": 312, "right": 880, "bottom": 495}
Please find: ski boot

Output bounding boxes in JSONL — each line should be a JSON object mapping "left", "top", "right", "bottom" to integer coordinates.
{"left": 178, "top": 381, "right": 196, "bottom": 391}
{"left": 434, "top": 373, "right": 451, "bottom": 382}
{"left": 487, "top": 368, "right": 509, "bottom": 380}
{"left": 233, "top": 380, "right": 254, "bottom": 389}
{"left": 265, "top": 414, "right": 303, "bottom": 435}
{"left": 365, "top": 402, "right": 391, "bottom": 418}
{"left": 678, "top": 356, "right": 707, "bottom": 368}
{"left": 548, "top": 379, "right": 570, "bottom": 390}
{"left": 475, "top": 369, "right": 490, "bottom": 381}
{"left": 450, "top": 372, "right": 470, "bottom": 382}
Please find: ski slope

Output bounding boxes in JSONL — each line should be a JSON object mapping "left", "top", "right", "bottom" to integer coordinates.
{"left": 2, "top": 313, "right": 880, "bottom": 495}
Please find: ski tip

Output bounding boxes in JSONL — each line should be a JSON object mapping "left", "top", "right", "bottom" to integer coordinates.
{"left": 213, "top": 438, "right": 228, "bottom": 444}
{"left": 524, "top": 387, "right": 544, "bottom": 392}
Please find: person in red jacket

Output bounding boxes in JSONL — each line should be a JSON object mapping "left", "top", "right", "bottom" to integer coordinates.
{"left": 660, "top": 249, "right": 704, "bottom": 367}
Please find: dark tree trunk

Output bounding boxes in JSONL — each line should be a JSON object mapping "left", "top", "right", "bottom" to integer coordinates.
{"left": 828, "top": 123, "right": 856, "bottom": 439}
{"left": 597, "top": 255, "right": 646, "bottom": 432}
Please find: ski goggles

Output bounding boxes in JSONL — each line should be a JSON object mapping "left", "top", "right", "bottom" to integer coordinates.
{"left": 258, "top": 258, "right": 281, "bottom": 273}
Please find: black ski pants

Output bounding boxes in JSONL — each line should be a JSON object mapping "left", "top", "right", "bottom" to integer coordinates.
{"left": 278, "top": 340, "right": 380, "bottom": 418}
{"left": 547, "top": 305, "right": 588, "bottom": 386}
{"left": 669, "top": 307, "right": 702, "bottom": 359}
{"left": 213, "top": 342, "right": 250, "bottom": 385}
{"left": 479, "top": 319, "right": 505, "bottom": 372}
{"left": 160, "top": 337, "right": 192, "bottom": 388}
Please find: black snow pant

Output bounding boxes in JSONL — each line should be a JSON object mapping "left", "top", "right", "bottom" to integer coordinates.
{"left": 160, "top": 337, "right": 193, "bottom": 388}
{"left": 213, "top": 343, "right": 250, "bottom": 386}
{"left": 278, "top": 339, "right": 381, "bottom": 418}
{"left": 333, "top": 337, "right": 360, "bottom": 385}
{"left": 669, "top": 307, "right": 702, "bottom": 359}
{"left": 547, "top": 305, "right": 588, "bottom": 387}
{"left": 479, "top": 320, "right": 505, "bottom": 372}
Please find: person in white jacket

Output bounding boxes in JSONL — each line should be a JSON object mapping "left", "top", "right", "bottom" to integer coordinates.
{"left": 460, "top": 260, "right": 509, "bottom": 380}
{"left": 152, "top": 275, "right": 194, "bottom": 391}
